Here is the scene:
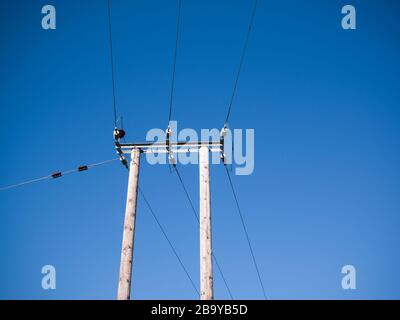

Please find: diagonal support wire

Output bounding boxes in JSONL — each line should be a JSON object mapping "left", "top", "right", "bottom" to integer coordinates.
{"left": 224, "top": 165, "right": 267, "bottom": 299}
{"left": 138, "top": 186, "right": 199, "bottom": 296}
{"left": 173, "top": 165, "right": 234, "bottom": 299}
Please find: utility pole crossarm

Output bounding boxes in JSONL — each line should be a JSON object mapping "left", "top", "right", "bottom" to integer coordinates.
{"left": 117, "top": 141, "right": 222, "bottom": 154}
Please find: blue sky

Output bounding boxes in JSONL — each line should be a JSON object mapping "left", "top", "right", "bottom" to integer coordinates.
{"left": 1, "top": 0, "right": 400, "bottom": 299}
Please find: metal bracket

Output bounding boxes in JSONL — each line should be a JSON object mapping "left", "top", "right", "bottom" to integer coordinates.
{"left": 220, "top": 124, "right": 228, "bottom": 164}
{"left": 117, "top": 141, "right": 222, "bottom": 155}
{"left": 165, "top": 126, "right": 176, "bottom": 166}
{"left": 114, "top": 128, "right": 129, "bottom": 169}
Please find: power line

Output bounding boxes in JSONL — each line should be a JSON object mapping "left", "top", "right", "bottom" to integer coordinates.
{"left": 107, "top": 0, "right": 118, "bottom": 127}
{"left": 223, "top": 165, "right": 267, "bottom": 299}
{"left": 173, "top": 165, "right": 234, "bottom": 299}
{"left": 173, "top": 166, "right": 197, "bottom": 223}
{"left": 106, "top": 0, "right": 197, "bottom": 297}
{"left": 1, "top": 155, "right": 199, "bottom": 296}
{"left": 138, "top": 185, "right": 199, "bottom": 296}
{"left": 221, "top": 0, "right": 264, "bottom": 299}
{"left": 0, "top": 158, "right": 119, "bottom": 192}
{"left": 104, "top": 0, "right": 263, "bottom": 299}
{"left": 0, "top": 175, "right": 51, "bottom": 192}
{"left": 224, "top": 0, "right": 259, "bottom": 125}
{"left": 167, "top": 0, "right": 182, "bottom": 124}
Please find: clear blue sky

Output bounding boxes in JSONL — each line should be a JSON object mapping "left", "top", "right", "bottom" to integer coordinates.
{"left": 1, "top": 0, "right": 400, "bottom": 299}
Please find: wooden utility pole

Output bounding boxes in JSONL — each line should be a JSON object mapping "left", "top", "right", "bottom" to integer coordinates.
{"left": 116, "top": 141, "right": 220, "bottom": 300}
{"left": 117, "top": 148, "right": 141, "bottom": 300}
{"left": 199, "top": 146, "right": 214, "bottom": 300}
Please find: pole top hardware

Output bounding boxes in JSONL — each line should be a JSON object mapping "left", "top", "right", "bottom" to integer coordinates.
{"left": 117, "top": 140, "right": 222, "bottom": 155}
{"left": 114, "top": 128, "right": 129, "bottom": 169}
{"left": 165, "top": 126, "right": 176, "bottom": 166}
{"left": 220, "top": 124, "right": 229, "bottom": 164}
{"left": 113, "top": 128, "right": 126, "bottom": 141}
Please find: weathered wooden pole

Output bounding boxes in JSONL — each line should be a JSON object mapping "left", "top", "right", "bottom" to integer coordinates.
{"left": 199, "top": 145, "right": 214, "bottom": 300}
{"left": 117, "top": 148, "right": 141, "bottom": 300}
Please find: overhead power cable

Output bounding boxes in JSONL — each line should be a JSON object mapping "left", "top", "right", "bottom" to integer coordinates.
{"left": 107, "top": 0, "right": 118, "bottom": 128}
{"left": 173, "top": 165, "right": 234, "bottom": 299}
{"left": 0, "top": 158, "right": 119, "bottom": 192}
{"left": 167, "top": 0, "right": 182, "bottom": 124}
{"left": 224, "top": 0, "right": 259, "bottom": 125}
{"left": 224, "top": 165, "right": 267, "bottom": 299}
{"left": 106, "top": 0, "right": 196, "bottom": 296}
